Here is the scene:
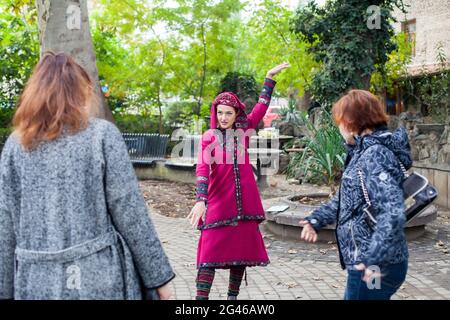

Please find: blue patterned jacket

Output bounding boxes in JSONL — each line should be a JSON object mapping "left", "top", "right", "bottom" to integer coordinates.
{"left": 305, "top": 127, "right": 412, "bottom": 269}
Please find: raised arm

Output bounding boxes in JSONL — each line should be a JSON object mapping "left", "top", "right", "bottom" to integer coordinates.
{"left": 247, "top": 78, "right": 276, "bottom": 129}
{"left": 247, "top": 62, "right": 290, "bottom": 129}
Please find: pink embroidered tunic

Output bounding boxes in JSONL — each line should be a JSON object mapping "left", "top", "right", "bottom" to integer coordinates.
{"left": 195, "top": 78, "right": 276, "bottom": 269}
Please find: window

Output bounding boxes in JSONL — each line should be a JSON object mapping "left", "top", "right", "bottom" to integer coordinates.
{"left": 402, "top": 19, "right": 416, "bottom": 56}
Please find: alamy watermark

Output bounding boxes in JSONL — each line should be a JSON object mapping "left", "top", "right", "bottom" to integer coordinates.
{"left": 66, "top": 265, "right": 81, "bottom": 290}
{"left": 66, "top": 4, "right": 81, "bottom": 30}
{"left": 170, "top": 124, "right": 280, "bottom": 176}
{"left": 367, "top": 5, "right": 381, "bottom": 30}
{"left": 366, "top": 265, "right": 382, "bottom": 290}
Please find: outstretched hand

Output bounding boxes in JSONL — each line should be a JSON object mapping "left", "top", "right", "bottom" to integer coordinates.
{"left": 299, "top": 220, "right": 318, "bottom": 243}
{"left": 266, "top": 62, "right": 290, "bottom": 80}
{"left": 187, "top": 201, "right": 206, "bottom": 228}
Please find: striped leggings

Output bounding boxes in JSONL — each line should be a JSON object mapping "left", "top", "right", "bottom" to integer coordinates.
{"left": 196, "top": 266, "right": 246, "bottom": 300}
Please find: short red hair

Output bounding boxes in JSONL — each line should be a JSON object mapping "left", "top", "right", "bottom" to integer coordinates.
{"left": 332, "top": 89, "right": 388, "bottom": 134}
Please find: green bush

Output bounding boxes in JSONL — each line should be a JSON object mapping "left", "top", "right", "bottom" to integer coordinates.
{"left": 0, "top": 107, "right": 15, "bottom": 128}
{"left": 0, "top": 126, "right": 11, "bottom": 134}
{"left": 0, "top": 127, "right": 12, "bottom": 154}
{"left": 113, "top": 114, "right": 164, "bottom": 133}
{"left": 218, "top": 72, "right": 259, "bottom": 114}
{"left": 287, "top": 110, "right": 346, "bottom": 188}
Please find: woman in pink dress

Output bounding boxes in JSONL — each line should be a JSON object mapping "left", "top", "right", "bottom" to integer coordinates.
{"left": 188, "top": 63, "right": 290, "bottom": 300}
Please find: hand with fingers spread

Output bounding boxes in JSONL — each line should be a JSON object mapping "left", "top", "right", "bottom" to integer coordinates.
{"left": 187, "top": 201, "right": 206, "bottom": 228}
{"left": 266, "top": 62, "right": 290, "bottom": 80}
{"left": 299, "top": 220, "right": 318, "bottom": 243}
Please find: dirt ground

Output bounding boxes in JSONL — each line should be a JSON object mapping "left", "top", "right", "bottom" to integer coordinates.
{"left": 139, "top": 175, "right": 333, "bottom": 219}
{"left": 140, "top": 179, "right": 197, "bottom": 218}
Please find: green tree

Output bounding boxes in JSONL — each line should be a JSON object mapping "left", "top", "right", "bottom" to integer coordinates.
{"left": 0, "top": 1, "right": 39, "bottom": 109}
{"left": 36, "top": 0, "right": 113, "bottom": 120}
{"left": 218, "top": 72, "right": 259, "bottom": 113}
{"left": 370, "top": 32, "right": 412, "bottom": 96}
{"left": 244, "top": 0, "right": 318, "bottom": 98}
{"left": 92, "top": 0, "right": 246, "bottom": 121}
{"left": 292, "top": 0, "right": 406, "bottom": 109}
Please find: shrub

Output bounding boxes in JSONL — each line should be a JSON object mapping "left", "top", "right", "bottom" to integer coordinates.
{"left": 287, "top": 110, "right": 346, "bottom": 188}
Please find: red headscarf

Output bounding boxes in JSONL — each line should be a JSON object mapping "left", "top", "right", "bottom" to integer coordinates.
{"left": 210, "top": 92, "right": 248, "bottom": 129}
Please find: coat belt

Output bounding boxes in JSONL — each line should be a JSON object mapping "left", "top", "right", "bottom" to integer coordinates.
{"left": 15, "top": 229, "right": 117, "bottom": 263}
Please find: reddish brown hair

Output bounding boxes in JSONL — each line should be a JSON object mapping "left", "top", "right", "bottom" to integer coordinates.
{"left": 331, "top": 89, "right": 389, "bottom": 134}
{"left": 13, "top": 51, "right": 92, "bottom": 150}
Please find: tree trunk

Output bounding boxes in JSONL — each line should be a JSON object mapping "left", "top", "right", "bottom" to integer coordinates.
{"left": 196, "top": 23, "right": 207, "bottom": 116}
{"left": 157, "top": 87, "right": 163, "bottom": 134}
{"left": 36, "top": 0, "right": 113, "bottom": 122}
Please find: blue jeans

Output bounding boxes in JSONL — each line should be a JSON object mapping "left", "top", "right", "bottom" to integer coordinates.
{"left": 344, "top": 261, "right": 408, "bottom": 300}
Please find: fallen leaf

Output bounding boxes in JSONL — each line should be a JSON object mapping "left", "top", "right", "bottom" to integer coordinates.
{"left": 331, "top": 284, "right": 340, "bottom": 289}
{"left": 286, "top": 282, "right": 298, "bottom": 289}
{"left": 319, "top": 249, "right": 327, "bottom": 255}
{"left": 288, "top": 249, "right": 298, "bottom": 254}
{"left": 313, "top": 276, "right": 323, "bottom": 281}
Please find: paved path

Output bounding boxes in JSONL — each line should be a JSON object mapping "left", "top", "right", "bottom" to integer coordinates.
{"left": 150, "top": 207, "right": 450, "bottom": 300}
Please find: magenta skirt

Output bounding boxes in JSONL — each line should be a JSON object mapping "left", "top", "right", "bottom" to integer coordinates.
{"left": 196, "top": 220, "right": 270, "bottom": 269}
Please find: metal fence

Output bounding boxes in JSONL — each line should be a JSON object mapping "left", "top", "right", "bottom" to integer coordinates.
{"left": 0, "top": 133, "right": 169, "bottom": 166}
{"left": 122, "top": 133, "right": 169, "bottom": 165}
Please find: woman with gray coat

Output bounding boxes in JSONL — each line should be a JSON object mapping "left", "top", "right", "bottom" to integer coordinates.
{"left": 0, "top": 52, "right": 175, "bottom": 300}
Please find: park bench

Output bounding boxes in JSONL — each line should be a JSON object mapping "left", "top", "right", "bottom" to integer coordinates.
{"left": 122, "top": 133, "right": 169, "bottom": 165}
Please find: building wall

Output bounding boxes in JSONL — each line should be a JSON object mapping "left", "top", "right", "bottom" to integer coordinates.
{"left": 392, "top": 0, "right": 450, "bottom": 72}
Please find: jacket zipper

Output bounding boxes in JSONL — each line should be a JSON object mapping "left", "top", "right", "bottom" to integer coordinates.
{"left": 335, "top": 187, "right": 345, "bottom": 270}
{"left": 349, "top": 220, "right": 359, "bottom": 261}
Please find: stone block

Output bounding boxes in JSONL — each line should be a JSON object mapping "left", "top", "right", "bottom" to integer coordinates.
{"left": 433, "top": 170, "right": 448, "bottom": 207}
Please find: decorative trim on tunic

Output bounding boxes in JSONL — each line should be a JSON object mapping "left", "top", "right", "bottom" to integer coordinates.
{"left": 196, "top": 175, "right": 209, "bottom": 202}
{"left": 258, "top": 78, "right": 276, "bottom": 106}
{"left": 198, "top": 214, "right": 266, "bottom": 230}
{"left": 232, "top": 136, "right": 243, "bottom": 217}
{"left": 198, "top": 260, "right": 270, "bottom": 269}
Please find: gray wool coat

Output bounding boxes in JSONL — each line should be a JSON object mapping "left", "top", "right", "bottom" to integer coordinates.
{"left": 0, "top": 119, "right": 175, "bottom": 300}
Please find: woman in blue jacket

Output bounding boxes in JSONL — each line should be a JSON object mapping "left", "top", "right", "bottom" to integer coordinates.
{"left": 301, "top": 89, "right": 412, "bottom": 300}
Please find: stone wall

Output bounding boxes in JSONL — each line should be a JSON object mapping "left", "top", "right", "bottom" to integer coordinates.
{"left": 134, "top": 161, "right": 196, "bottom": 184}
{"left": 392, "top": 0, "right": 450, "bottom": 72}
{"left": 399, "top": 112, "right": 450, "bottom": 209}
{"left": 399, "top": 112, "right": 450, "bottom": 165}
